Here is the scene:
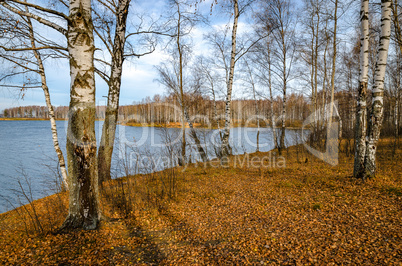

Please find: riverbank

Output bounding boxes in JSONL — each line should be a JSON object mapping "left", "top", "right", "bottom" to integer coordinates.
{"left": 0, "top": 117, "right": 51, "bottom": 121}
{"left": 0, "top": 118, "right": 304, "bottom": 129}
{"left": 0, "top": 139, "right": 401, "bottom": 264}
{"left": 0, "top": 118, "right": 105, "bottom": 121}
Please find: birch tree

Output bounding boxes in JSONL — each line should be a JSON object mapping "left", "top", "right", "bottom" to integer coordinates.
{"left": 254, "top": 39, "right": 279, "bottom": 150}
{"left": 95, "top": 0, "right": 131, "bottom": 184}
{"left": 355, "top": 0, "right": 392, "bottom": 179}
{"left": 0, "top": 0, "right": 100, "bottom": 229}
{"left": 353, "top": 0, "right": 369, "bottom": 177}
{"left": 62, "top": 0, "right": 99, "bottom": 229}
{"left": 156, "top": 0, "right": 207, "bottom": 165}
{"left": 94, "top": 0, "right": 158, "bottom": 184}
{"left": 264, "top": 0, "right": 297, "bottom": 155}
{"left": 0, "top": 3, "right": 69, "bottom": 189}
{"left": 27, "top": 15, "right": 69, "bottom": 191}
{"left": 212, "top": 0, "right": 263, "bottom": 158}
{"left": 220, "top": 0, "right": 239, "bottom": 158}
{"left": 253, "top": 4, "right": 278, "bottom": 150}
{"left": 326, "top": 0, "right": 339, "bottom": 158}
{"left": 299, "top": 0, "right": 324, "bottom": 132}
{"left": 363, "top": 0, "right": 392, "bottom": 176}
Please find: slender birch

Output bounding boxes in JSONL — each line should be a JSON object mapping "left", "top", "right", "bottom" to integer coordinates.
{"left": 176, "top": 3, "right": 187, "bottom": 165}
{"left": 25, "top": 14, "right": 69, "bottom": 190}
{"left": 268, "top": 0, "right": 297, "bottom": 155}
{"left": 0, "top": 0, "right": 100, "bottom": 229}
{"left": 0, "top": 4, "right": 69, "bottom": 190}
{"left": 363, "top": 0, "right": 392, "bottom": 178}
{"left": 62, "top": 0, "right": 99, "bottom": 230}
{"left": 97, "top": 0, "right": 130, "bottom": 184}
{"left": 353, "top": 0, "right": 369, "bottom": 177}
{"left": 267, "top": 42, "right": 278, "bottom": 149}
{"left": 221, "top": 0, "right": 239, "bottom": 158}
{"left": 326, "top": 0, "right": 338, "bottom": 157}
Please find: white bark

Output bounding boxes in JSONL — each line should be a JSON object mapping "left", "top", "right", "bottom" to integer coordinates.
{"left": 363, "top": 0, "right": 392, "bottom": 178}
{"left": 221, "top": 0, "right": 239, "bottom": 158}
{"left": 26, "top": 14, "right": 69, "bottom": 191}
{"left": 326, "top": 0, "right": 338, "bottom": 157}
{"left": 354, "top": 0, "right": 370, "bottom": 178}
{"left": 62, "top": 0, "right": 99, "bottom": 230}
{"left": 327, "top": 0, "right": 337, "bottom": 128}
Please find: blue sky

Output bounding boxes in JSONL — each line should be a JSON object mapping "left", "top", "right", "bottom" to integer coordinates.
{"left": 1, "top": 0, "right": 338, "bottom": 113}
{"left": 0, "top": 0, "right": 219, "bottom": 112}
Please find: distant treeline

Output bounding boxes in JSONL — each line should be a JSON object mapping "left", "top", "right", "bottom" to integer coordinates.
{"left": 2, "top": 91, "right": 401, "bottom": 137}
{"left": 2, "top": 105, "right": 107, "bottom": 120}
{"left": 2, "top": 93, "right": 310, "bottom": 127}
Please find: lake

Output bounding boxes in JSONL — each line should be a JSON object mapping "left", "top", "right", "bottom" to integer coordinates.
{"left": 0, "top": 120, "right": 305, "bottom": 213}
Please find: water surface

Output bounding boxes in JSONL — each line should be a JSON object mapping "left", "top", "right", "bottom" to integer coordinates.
{"left": 0, "top": 120, "right": 304, "bottom": 213}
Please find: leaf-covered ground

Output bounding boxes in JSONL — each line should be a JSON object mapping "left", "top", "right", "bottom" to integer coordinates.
{"left": 0, "top": 139, "right": 401, "bottom": 265}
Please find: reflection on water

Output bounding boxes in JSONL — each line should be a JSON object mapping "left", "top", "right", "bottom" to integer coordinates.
{"left": 0, "top": 120, "right": 306, "bottom": 213}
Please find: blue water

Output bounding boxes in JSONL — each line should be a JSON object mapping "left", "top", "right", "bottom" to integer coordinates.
{"left": 0, "top": 120, "right": 304, "bottom": 213}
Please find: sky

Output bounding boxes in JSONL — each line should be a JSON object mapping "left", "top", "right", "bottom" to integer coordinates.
{"left": 0, "top": 0, "right": 357, "bottom": 113}
{"left": 0, "top": 0, "right": 236, "bottom": 113}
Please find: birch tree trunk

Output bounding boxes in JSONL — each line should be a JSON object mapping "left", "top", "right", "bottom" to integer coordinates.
{"left": 254, "top": 91, "right": 260, "bottom": 152}
{"left": 279, "top": 86, "right": 286, "bottom": 154}
{"left": 176, "top": 4, "right": 186, "bottom": 166}
{"left": 97, "top": 0, "right": 130, "bottom": 184}
{"left": 354, "top": 0, "right": 369, "bottom": 178}
{"left": 321, "top": 24, "right": 329, "bottom": 130}
{"left": 313, "top": 8, "right": 319, "bottom": 131}
{"left": 268, "top": 42, "right": 278, "bottom": 149}
{"left": 363, "top": 0, "right": 392, "bottom": 178}
{"left": 326, "top": 0, "right": 338, "bottom": 157}
{"left": 279, "top": 33, "right": 287, "bottom": 155}
{"left": 221, "top": 0, "right": 239, "bottom": 159}
{"left": 26, "top": 15, "right": 69, "bottom": 191}
{"left": 62, "top": 0, "right": 99, "bottom": 230}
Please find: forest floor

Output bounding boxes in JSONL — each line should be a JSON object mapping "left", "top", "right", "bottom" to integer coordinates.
{"left": 0, "top": 139, "right": 401, "bottom": 265}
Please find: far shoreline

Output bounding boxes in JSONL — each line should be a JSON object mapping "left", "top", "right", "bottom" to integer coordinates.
{"left": 0, "top": 118, "right": 305, "bottom": 130}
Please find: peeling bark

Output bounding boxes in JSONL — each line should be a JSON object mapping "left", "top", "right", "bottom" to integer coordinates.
{"left": 354, "top": 0, "right": 369, "bottom": 178}
{"left": 363, "top": 0, "right": 392, "bottom": 178}
{"left": 62, "top": 0, "right": 99, "bottom": 230}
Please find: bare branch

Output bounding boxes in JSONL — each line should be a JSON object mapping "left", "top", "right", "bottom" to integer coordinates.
{"left": 0, "top": 2, "right": 67, "bottom": 36}
{"left": 0, "top": 45, "right": 67, "bottom": 52}
{"left": 6, "top": 0, "right": 70, "bottom": 21}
